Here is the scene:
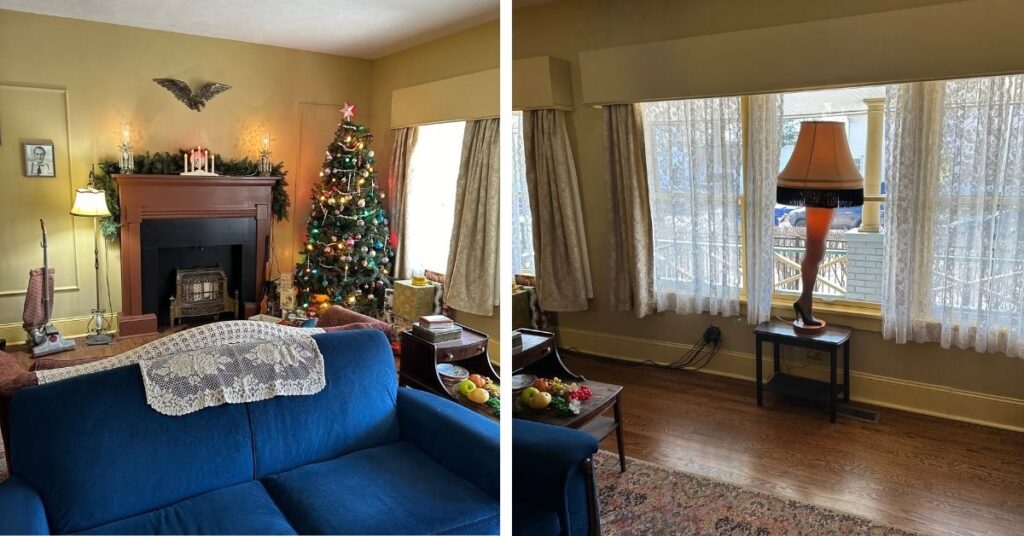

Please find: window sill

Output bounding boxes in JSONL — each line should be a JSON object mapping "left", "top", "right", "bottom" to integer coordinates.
{"left": 740, "top": 293, "right": 882, "bottom": 332}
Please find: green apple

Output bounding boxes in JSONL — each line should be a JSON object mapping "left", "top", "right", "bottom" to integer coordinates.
{"left": 529, "top": 391, "right": 553, "bottom": 410}
{"left": 519, "top": 386, "right": 540, "bottom": 404}
{"left": 457, "top": 379, "right": 477, "bottom": 396}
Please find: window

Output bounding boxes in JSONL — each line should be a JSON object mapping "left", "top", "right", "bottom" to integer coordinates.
{"left": 511, "top": 112, "right": 536, "bottom": 275}
{"left": 640, "top": 98, "right": 744, "bottom": 314}
{"left": 638, "top": 86, "right": 891, "bottom": 310}
{"left": 403, "top": 121, "right": 465, "bottom": 275}
{"left": 926, "top": 75, "right": 1024, "bottom": 320}
{"left": 774, "top": 86, "right": 888, "bottom": 303}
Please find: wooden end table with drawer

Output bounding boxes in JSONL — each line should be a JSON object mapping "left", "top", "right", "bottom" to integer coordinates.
{"left": 399, "top": 325, "right": 498, "bottom": 420}
{"left": 512, "top": 329, "right": 627, "bottom": 472}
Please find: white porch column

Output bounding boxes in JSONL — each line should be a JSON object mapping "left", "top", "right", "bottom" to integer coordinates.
{"left": 859, "top": 98, "right": 884, "bottom": 232}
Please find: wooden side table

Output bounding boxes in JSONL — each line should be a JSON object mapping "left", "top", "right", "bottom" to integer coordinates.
{"left": 512, "top": 329, "right": 627, "bottom": 472}
{"left": 754, "top": 320, "right": 852, "bottom": 423}
{"left": 399, "top": 325, "right": 498, "bottom": 420}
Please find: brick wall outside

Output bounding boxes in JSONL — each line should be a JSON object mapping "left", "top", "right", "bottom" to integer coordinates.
{"left": 843, "top": 229, "right": 884, "bottom": 302}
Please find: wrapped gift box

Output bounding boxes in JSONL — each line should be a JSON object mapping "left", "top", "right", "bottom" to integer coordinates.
{"left": 393, "top": 279, "right": 441, "bottom": 322}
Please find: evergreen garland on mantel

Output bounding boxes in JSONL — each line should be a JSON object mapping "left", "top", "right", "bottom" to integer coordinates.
{"left": 92, "top": 150, "right": 291, "bottom": 240}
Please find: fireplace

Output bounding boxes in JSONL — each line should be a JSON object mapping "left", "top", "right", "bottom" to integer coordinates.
{"left": 115, "top": 174, "right": 279, "bottom": 336}
{"left": 140, "top": 217, "right": 254, "bottom": 326}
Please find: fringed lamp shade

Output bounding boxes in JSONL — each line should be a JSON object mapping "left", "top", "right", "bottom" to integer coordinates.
{"left": 777, "top": 121, "right": 864, "bottom": 208}
{"left": 70, "top": 188, "right": 111, "bottom": 217}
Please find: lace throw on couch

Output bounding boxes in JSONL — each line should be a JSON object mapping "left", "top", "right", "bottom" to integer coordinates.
{"left": 35, "top": 321, "right": 324, "bottom": 384}
{"left": 139, "top": 335, "right": 324, "bottom": 416}
{"left": 34, "top": 321, "right": 327, "bottom": 416}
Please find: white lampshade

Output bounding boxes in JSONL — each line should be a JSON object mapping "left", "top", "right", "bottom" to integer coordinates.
{"left": 70, "top": 188, "right": 111, "bottom": 217}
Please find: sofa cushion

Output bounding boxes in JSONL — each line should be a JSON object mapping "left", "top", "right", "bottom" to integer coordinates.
{"left": 246, "top": 330, "right": 400, "bottom": 477}
{"left": 77, "top": 480, "right": 296, "bottom": 535}
{"left": 513, "top": 504, "right": 562, "bottom": 536}
{"left": 8, "top": 364, "right": 255, "bottom": 534}
{"left": 262, "top": 441, "right": 499, "bottom": 535}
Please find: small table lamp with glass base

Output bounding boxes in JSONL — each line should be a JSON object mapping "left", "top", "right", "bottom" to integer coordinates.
{"left": 777, "top": 121, "right": 864, "bottom": 331}
{"left": 70, "top": 183, "right": 114, "bottom": 345}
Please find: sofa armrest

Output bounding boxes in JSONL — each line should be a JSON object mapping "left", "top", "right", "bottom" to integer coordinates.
{"left": 396, "top": 388, "right": 499, "bottom": 500}
{"left": 513, "top": 419, "right": 599, "bottom": 536}
{"left": 0, "top": 475, "right": 49, "bottom": 534}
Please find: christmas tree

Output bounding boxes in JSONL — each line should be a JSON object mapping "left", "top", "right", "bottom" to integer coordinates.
{"left": 295, "top": 101, "right": 394, "bottom": 318}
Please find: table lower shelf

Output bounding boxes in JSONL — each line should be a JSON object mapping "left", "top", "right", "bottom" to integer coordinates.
{"left": 578, "top": 414, "right": 617, "bottom": 441}
{"left": 764, "top": 372, "right": 845, "bottom": 404}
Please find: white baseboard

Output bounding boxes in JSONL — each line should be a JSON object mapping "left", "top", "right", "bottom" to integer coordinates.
{"left": 557, "top": 326, "right": 1024, "bottom": 433}
{"left": 0, "top": 313, "right": 119, "bottom": 346}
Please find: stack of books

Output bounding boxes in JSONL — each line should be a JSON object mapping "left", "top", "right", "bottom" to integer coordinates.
{"left": 412, "top": 315, "right": 463, "bottom": 343}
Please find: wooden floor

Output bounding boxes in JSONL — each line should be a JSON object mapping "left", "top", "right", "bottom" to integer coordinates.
{"left": 562, "top": 352, "right": 1024, "bottom": 536}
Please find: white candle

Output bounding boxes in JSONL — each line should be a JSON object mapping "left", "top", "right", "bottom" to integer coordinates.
{"left": 211, "top": 153, "right": 215, "bottom": 175}
{"left": 121, "top": 121, "right": 131, "bottom": 145}
{"left": 204, "top": 149, "right": 209, "bottom": 172}
{"left": 184, "top": 152, "right": 188, "bottom": 171}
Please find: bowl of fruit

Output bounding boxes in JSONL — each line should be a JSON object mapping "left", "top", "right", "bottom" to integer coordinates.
{"left": 453, "top": 374, "right": 501, "bottom": 417}
{"left": 514, "top": 377, "right": 592, "bottom": 417}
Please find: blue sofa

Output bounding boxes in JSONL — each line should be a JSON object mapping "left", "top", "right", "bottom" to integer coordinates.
{"left": 0, "top": 330, "right": 499, "bottom": 535}
{"left": 512, "top": 419, "right": 599, "bottom": 536}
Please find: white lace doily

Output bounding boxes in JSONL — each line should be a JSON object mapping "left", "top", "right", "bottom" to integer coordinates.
{"left": 35, "top": 321, "right": 324, "bottom": 384}
{"left": 140, "top": 335, "right": 325, "bottom": 416}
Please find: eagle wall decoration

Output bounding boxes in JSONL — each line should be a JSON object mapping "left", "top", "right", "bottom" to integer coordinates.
{"left": 153, "top": 78, "right": 232, "bottom": 111}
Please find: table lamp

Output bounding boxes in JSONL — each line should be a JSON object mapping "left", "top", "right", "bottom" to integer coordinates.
{"left": 777, "top": 121, "right": 863, "bottom": 330}
{"left": 70, "top": 170, "right": 114, "bottom": 345}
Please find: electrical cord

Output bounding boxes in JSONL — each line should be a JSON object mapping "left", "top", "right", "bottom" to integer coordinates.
{"left": 565, "top": 327, "right": 723, "bottom": 372}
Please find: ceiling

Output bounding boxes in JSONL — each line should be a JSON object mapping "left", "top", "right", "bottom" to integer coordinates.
{"left": 0, "top": 0, "right": 499, "bottom": 59}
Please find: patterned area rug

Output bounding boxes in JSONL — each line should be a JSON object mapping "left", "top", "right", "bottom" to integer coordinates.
{"left": 594, "top": 451, "right": 918, "bottom": 535}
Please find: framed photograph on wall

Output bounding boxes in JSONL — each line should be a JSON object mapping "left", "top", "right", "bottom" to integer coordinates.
{"left": 23, "top": 141, "right": 56, "bottom": 177}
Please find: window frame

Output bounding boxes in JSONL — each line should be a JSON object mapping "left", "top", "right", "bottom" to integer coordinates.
{"left": 402, "top": 120, "right": 466, "bottom": 277}
{"left": 737, "top": 93, "right": 885, "bottom": 323}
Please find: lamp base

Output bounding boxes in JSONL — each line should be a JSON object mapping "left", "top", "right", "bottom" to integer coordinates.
{"left": 792, "top": 318, "right": 827, "bottom": 332}
{"left": 85, "top": 332, "right": 114, "bottom": 346}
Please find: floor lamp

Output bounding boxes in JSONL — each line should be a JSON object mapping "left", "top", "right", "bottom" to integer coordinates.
{"left": 777, "top": 121, "right": 864, "bottom": 331}
{"left": 70, "top": 185, "right": 114, "bottom": 345}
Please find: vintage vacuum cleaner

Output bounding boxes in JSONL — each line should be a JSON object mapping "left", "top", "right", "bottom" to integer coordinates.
{"left": 23, "top": 219, "right": 76, "bottom": 357}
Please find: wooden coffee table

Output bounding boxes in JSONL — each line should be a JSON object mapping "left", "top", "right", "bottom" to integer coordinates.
{"left": 512, "top": 329, "right": 627, "bottom": 472}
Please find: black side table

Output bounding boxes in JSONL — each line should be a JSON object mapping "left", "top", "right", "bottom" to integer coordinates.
{"left": 754, "top": 320, "right": 852, "bottom": 423}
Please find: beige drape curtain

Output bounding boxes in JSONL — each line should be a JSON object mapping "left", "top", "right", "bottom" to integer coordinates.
{"left": 603, "top": 104, "right": 655, "bottom": 317}
{"left": 523, "top": 109, "right": 593, "bottom": 311}
{"left": 387, "top": 127, "right": 417, "bottom": 280}
{"left": 444, "top": 118, "right": 500, "bottom": 316}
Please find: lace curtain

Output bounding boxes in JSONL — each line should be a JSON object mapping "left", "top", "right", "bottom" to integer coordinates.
{"left": 883, "top": 75, "right": 1024, "bottom": 357}
{"left": 745, "top": 94, "right": 783, "bottom": 324}
{"left": 511, "top": 112, "right": 536, "bottom": 276}
{"left": 639, "top": 98, "right": 744, "bottom": 317}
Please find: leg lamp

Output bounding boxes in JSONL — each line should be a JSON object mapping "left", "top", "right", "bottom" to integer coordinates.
{"left": 777, "top": 121, "right": 864, "bottom": 331}
{"left": 70, "top": 182, "right": 114, "bottom": 345}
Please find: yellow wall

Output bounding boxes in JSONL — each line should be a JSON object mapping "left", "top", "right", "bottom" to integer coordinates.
{"left": 0, "top": 9, "right": 373, "bottom": 340}
{"left": 0, "top": 10, "right": 499, "bottom": 359}
{"left": 513, "top": 0, "right": 1024, "bottom": 424}
{"left": 370, "top": 22, "right": 501, "bottom": 356}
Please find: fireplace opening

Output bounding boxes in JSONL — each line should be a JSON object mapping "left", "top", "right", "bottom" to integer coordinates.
{"left": 140, "top": 218, "right": 257, "bottom": 327}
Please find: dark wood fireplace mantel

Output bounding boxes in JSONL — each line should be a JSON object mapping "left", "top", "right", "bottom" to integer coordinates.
{"left": 116, "top": 174, "right": 279, "bottom": 337}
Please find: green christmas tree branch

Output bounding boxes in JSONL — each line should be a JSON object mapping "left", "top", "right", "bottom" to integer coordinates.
{"left": 91, "top": 150, "right": 291, "bottom": 240}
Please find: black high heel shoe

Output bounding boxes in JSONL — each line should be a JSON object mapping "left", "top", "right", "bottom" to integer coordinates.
{"left": 793, "top": 301, "right": 823, "bottom": 327}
